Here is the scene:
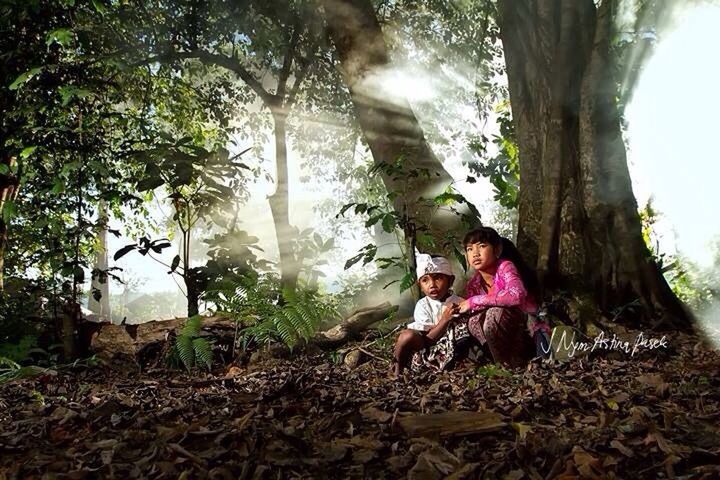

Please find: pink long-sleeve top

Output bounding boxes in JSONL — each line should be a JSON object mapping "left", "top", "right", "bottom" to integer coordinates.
{"left": 465, "top": 258, "right": 538, "bottom": 315}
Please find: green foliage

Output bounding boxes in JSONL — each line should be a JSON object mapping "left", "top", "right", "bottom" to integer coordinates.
{"left": 338, "top": 158, "right": 480, "bottom": 294}
{"left": 639, "top": 202, "right": 720, "bottom": 312}
{"left": 467, "top": 101, "right": 520, "bottom": 209}
{"left": 292, "top": 228, "right": 335, "bottom": 288}
{"left": 0, "top": 356, "right": 21, "bottom": 384}
{"left": 0, "top": 335, "right": 37, "bottom": 363}
{"left": 0, "top": 280, "right": 53, "bottom": 348}
{"left": 476, "top": 363, "right": 511, "bottom": 380}
{"left": 250, "top": 288, "right": 339, "bottom": 350}
{"left": 217, "top": 278, "right": 341, "bottom": 351}
{"left": 168, "top": 316, "right": 213, "bottom": 372}
{"left": 0, "top": 357, "right": 50, "bottom": 384}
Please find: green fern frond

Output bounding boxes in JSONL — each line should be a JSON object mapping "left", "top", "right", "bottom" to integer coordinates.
{"left": 274, "top": 311, "right": 297, "bottom": 348}
{"left": 167, "top": 316, "right": 215, "bottom": 372}
{"left": 214, "top": 279, "right": 341, "bottom": 351}
{"left": 193, "top": 337, "right": 212, "bottom": 370}
{"left": 284, "top": 306, "right": 305, "bottom": 341}
{"left": 175, "top": 335, "right": 194, "bottom": 371}
{"left": 181, "top": 315, "right": 203, "bottom": 337}
{"left": 0, "top": 356, "right": 20, "bottom": 369}
{"left": 293, "top": 303, "right": 318, "bottom": 341}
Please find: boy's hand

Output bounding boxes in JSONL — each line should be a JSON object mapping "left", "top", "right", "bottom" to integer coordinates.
{"left": 440, "top": 303, "right": 460, "bottom": 322}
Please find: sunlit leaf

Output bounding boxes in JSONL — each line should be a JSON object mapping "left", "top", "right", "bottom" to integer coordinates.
{"left": 399, "top": 272, "right": 415, "bottom": 293}
{"left": 1, "top": 200, "right": 17, "bottom": 221}
{"left": 381, "top": 213, "right": 396, "bottom": 233}
{"left": 46, "top": 28, "right": 73, "bottom": 48}
{"left": 9, "top": 67, "right": 42, "bottom": 90}
{"left": 91, "top": 0, "right": 106, "bottom": 13}
{"left": 20, "top": 146, "right": 37, "bottom": 159}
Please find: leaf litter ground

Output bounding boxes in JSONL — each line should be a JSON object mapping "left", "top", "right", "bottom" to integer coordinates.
{"left": 1, "top": 329, "right": 719, "bottom": 479}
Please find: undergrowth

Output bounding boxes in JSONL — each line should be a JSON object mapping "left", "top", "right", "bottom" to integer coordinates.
{"left": 167, "top": 316, "right": 213, "bottom": 372}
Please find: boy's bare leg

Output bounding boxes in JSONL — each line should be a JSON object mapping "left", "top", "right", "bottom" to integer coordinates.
{"left": 392, "top": 330, "right": 426, "bottom": 377}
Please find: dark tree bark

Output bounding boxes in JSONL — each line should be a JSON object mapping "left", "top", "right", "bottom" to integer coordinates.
{"left": 0, "top": 156, "right": 19, "bottom": 292}
{"left": 321, "top": 0, "right": 469, "bottom": 239}
{"left": 498, "top": 0, "right": 691, "bottom": 328}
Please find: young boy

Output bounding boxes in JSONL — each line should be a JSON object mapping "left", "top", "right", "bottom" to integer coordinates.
{"left": 392, "top": 252, "right": 464, "bottom": 376}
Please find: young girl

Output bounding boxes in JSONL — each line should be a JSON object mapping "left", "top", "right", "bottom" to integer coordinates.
{"left": 391, "top": 251, "right": 467, "bottom": 376}
{"left": 457, "top": 227, "right": 549, "bottom": 368}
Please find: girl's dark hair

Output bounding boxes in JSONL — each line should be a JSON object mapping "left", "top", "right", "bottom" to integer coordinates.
{"left": 462, "top": 227, "right": 539, "bottom": 299}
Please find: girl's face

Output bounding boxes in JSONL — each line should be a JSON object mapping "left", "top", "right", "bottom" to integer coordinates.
{"left": 465, "top": 241, "right": 500, "bottom": 272}
{"left": 418, "top": 273, "right": 452, "bottom": 300}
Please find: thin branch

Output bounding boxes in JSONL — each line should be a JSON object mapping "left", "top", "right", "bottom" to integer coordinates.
{"left": 131, "top": 49, "right": 273, "bottom": 105}
{"left": 277, "top": 21, "right": 301, "bottom": 100}
{"left": 286, "top": 45, "right": 317, "bottom": 108}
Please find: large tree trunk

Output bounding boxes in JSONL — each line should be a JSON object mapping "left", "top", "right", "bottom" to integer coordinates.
{"left": 321, "top": 0, "right": 471, "bottom": 242}
{"left": 498, "top": 0, "right": 691, "bottom": 328}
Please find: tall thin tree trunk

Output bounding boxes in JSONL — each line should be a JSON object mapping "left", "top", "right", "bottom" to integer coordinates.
{"left": 89, "top": 200, "right": 111, "bottom": 319}
{"left": 268, "top": 108, "right": 299, "bottom": 293}
{"left": 498, "top": 0, "right": 691, "bottom": 328}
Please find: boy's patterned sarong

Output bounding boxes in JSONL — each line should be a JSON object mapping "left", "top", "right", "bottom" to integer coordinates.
{"left": 409, "top": 318, "right": 484, "bottom": 372}
{"left": 467, "top": 307, "right": 535, "bottom": 368}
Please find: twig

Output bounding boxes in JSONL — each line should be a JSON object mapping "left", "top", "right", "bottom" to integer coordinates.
{"left": 357, "top": 347, "right": 390, "bottom": 364}
{"left": 168, "top": 443, "right": 204, "bottom": 465}
{"left": 364, "top": 324, "right": 403, "bottom": 348}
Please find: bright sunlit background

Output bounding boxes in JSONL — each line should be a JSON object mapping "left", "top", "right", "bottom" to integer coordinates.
{"left": 626, "top": 1, "right": 720, "bottom": 269}
{"left": 104, "top": 1, "right": 720, "bottom": 325}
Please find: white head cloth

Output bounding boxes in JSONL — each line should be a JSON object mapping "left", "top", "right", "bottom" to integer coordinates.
{"left": 415, "top": 248, "right": 453, "bottom": 279}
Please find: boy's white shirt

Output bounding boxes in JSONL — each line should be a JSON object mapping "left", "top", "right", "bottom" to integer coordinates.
{"left": 407, "top": 293, "right": 464, "bottom": 331}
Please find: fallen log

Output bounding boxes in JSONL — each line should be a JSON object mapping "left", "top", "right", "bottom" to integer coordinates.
{"left": 85, "top": 316, "right": 236, "bottom": 366}
{"left": 312, "top": 302, "right": 399, "bottom": 348}
{"left": 84, "top": 302, "right": 399, "bottom": 366}
{"left": 395, "top": 410, "right": 506, "bottom": 438}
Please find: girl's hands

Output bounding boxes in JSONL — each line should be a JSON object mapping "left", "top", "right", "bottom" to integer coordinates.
{"left": 457, "top": 299, "right": 472, "bottom": 314}
{"left": 439, "top": 303, "right": 460, "bottom": 323}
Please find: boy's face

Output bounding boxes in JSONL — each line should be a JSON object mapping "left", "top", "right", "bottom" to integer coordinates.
{"left": 418, "top": 273, "right": 453, "bottom": 300}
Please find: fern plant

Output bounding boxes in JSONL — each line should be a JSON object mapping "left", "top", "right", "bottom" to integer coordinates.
{"left": 168, "top": 315, "right": 213, "bottom": 372}
{"left": 208, "top": 275, "right": 342, "bottom": 351}
{"left": 240, "top": 287, "right": 341, "bottom": 350}
{"left": 0, "top": 356, "right": 21, "bottom": 384}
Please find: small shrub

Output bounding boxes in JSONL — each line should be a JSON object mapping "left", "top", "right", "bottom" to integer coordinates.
{"left": 241, "top": 287, "right": 341, "bottom": 350}
{"left": 167, "top": 316, "right": 213, "bottom": 372}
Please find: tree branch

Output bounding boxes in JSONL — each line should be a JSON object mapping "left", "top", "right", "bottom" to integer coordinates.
{"left": 277, "top": 22, "right": 301, "bottom": 100}
{"left": 286, "top": 45, "right": 317, "bottom": 108}
{"left": 131, "top": 49, "right": 273, "bottom": 106}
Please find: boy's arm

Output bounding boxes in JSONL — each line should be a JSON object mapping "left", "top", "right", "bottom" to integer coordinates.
{"left": 425, "top": 303, "right": 459, "bottom": 342}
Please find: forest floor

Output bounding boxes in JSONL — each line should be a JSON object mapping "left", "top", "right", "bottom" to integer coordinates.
{"left": 1, "top": 327, "right": 720, "bottom": 480}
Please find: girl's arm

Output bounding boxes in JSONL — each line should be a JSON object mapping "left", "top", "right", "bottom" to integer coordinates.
{"left": 459, "top": 261, "right": 527, "bottom": 313}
